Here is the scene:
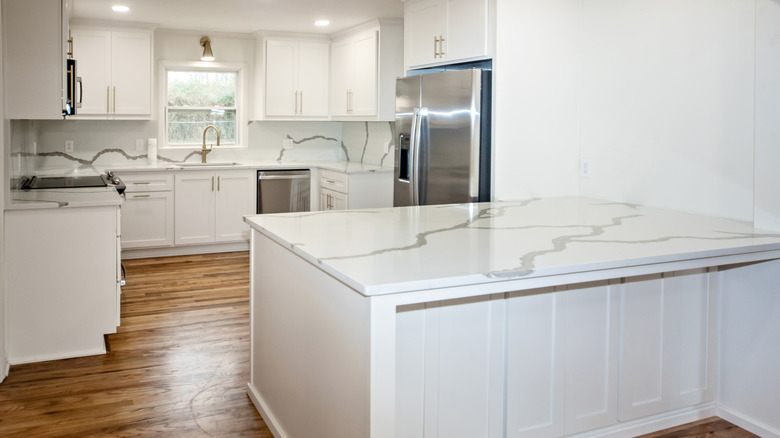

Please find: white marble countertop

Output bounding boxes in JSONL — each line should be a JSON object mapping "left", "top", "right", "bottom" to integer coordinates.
{"left": 107, "top": 160, "right": 392, "bottom": 174}
{"left": 6, "top": 186, "right": 123, "bottom": 210}
{"left": 244, "top": 197, "right": 780, "bottom": 296}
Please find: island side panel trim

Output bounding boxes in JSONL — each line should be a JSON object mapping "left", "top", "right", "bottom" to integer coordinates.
{"left": 249, "top": 231, "right": 371, "bottom": 438}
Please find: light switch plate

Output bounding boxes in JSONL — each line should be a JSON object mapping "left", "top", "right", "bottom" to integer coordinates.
{"left": 64, "top": 140, "right": 74, "bottom": 153}
{"left": 283, "top": 138, "right": 294, "bottom": 149}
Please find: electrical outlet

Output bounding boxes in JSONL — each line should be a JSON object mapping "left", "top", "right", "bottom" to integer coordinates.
{"left": 65, "top": 140, "right": 74, "bottom": 153}
{"left": 136, "top": 139, "right": 145, "bottom": 151}
{"left": 580, "top": 159, "right": 593, "bottom": 178}
{"left": 283, "top": 138, "right": 294, "bottom": 149}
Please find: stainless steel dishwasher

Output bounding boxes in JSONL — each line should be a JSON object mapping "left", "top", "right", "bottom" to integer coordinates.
{"left": 257, "top": 169, "right": 311, "bottom": 214}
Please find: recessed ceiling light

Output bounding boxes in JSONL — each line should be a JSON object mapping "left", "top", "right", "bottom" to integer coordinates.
{"left": 112, "top": 5, "right": 130, "bottom": 13}
{"left": 314, "top": 19, "right": 330, "bottom": 27}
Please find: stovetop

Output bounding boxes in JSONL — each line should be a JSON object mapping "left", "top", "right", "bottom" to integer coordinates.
{"left": 18, "top": 171, "right": 126, "bottom": 194}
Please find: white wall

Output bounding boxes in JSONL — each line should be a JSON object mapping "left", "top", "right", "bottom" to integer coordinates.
{"left": 754, "top": 0, "right": 780, "bottom": 231}
{"left": 1, "top": 5, "right": 9, "bottom": 382}
{"left": 493, "top": 0, "right": 580, "bottom": 200}
{"left": 495, "top": 0, "right": 776, "bottom": 225}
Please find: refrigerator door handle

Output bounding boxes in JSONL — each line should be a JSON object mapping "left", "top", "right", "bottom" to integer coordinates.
{"left": 411, "top": 107, "right": 425, "bottom": 205}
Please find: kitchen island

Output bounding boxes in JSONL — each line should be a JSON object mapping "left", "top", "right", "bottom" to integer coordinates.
{"left": 244, "top": 197, "right": 780, "bottom": 438}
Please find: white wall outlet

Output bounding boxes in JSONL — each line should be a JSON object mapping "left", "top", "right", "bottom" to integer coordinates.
{"left": 580, "top": 159, "right": 593, "bottom": 178}
{"left": 135, "top": 139, "right": 145, "bottom": 151}
{"left": 64, "top": 140, "right": 74, "bottom": 153}
{"left": 283, "top": 138, "right": 294, "bottom": 149}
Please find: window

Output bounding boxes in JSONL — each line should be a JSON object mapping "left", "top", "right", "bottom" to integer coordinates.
{"left": 160, "top": 63, "right": 245, "bottom": 148}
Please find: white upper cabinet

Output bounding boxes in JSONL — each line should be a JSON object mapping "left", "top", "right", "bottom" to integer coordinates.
{"left": 264, "top": 38, "right": 329, "bottom": 119}
{"left": 70, "top": 27, "right": 153, "bottom": 119}
{"left": 331, "top": 30, "right": 378, "bottom": 117}
{"left": 404, "top": 0, "right": 494, "bottom": 70}
{"left": 330, "top": 20, "right": 403, "bottom": 121}
{"left": 2, "top": 0, "right": 70, "bottom": 119}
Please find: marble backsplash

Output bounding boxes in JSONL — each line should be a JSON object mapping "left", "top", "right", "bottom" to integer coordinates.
{"left": 10, "top": 119, "right": 394, "bottom": 177}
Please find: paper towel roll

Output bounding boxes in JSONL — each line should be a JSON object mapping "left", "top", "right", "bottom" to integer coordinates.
{"left": 148, "top": 138, "right": 157, "bottom": 165}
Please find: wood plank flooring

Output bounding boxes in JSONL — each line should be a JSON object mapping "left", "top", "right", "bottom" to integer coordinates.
{"left": 0, "top": 252, "right": 271, "bottom": 437}
{"left": 0, "top": 252, "right": 758, "bottom": 437}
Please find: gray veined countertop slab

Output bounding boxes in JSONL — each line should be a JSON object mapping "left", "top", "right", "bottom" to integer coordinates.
{"left": 244, "top": 197, "right": 780, "bottom": 296}
{"left": 6, "top": 186, "right": 123, "bottom": 210}
{"left": 105, "top": 160, "right": 392, "bottom": 174}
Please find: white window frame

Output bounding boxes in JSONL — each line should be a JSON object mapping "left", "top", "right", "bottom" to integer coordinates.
{"left": 158, "top": 61, "right": 247, "bottom": 149}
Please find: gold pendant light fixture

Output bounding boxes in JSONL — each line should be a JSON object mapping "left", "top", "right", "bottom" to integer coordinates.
{"left": 200, "top": 36, "right": 215, "bottom": 62}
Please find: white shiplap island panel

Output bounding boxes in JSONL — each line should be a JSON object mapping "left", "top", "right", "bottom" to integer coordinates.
{"left": 243, "top": 197, "right": 780, "bottom": 438}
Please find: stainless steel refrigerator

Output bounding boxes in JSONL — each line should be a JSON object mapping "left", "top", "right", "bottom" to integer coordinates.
{"left": 394, "top": 68, "right": 491, "bottom": 207}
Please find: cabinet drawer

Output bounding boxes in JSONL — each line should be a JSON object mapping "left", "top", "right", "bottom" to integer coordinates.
{"left": 119, "top": 172, "right": 173, "bottom": 192}
{"left": 320, "top": 169, "right": 348, "bottom": 194}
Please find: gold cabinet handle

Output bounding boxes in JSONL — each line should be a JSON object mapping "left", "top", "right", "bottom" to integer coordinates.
{"left": 133, "top": 194, "right": 151, "bottom": 198}
{"left": 300, "top": 91, "right": 303, "bottom": 114}
{"left": 211, "top": 176, "right": 215, "bottom": 192}
{"left": 434, "top": 36, "right": 439, "bottom": 58}
{"left": 217, "top": 176, "right": 221, "bottom": 191}
{"left": 294, "top": 91, "right": 298, "bottom": 115}
{"left": 106, "top": 86, "right": 110, "bottom": 113}
{"left": 439, "top": 35, "right": 445, "bottom": 56}
{"left": 113, "top": 86, "right": 117, "bottom": 113}
{"left": 133, "top": 182, "right": 151, "bottom": 185}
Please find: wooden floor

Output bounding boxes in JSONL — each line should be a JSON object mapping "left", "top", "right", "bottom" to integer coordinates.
{"left": 0, "top": 252, "right": 758, "bottom": 437}
{"left": 0, "top": 252, "right": 271, "bottom": 437}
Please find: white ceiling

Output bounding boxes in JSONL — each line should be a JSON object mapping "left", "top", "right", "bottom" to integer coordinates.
{"left": 72, "top": 0, "right": 404, "bottom": 35}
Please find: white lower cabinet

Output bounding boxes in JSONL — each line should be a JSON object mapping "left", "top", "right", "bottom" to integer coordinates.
{"left": 321, "top": 187, "right": 347, "bottom": 211}
{"left": 318, "top": 169, "right": 392, "bottom": 211}
{"left": 174, "top": 170, "right": 255, "bottom": 245}
{"left": 5, "top": 205, "right": 121, "bottom": 364}
{"left": 619, "top": 269, "right": 716, "bottom": 421}
{"left": 119, "top": 172, "right": 174, "bottom": 248}
{"left": 395, "top": 270, "right": 715, "bottom": 438}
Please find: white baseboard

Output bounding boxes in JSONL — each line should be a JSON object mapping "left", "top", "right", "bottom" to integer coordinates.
{"left": 247, "top": 383, "right": 288, "bottom": 438}
{"left": 1, "top": 359, "right": 9, "bottom": 383}
{"left": 568, "top": 404, "right": 717, "bottom": 438}
{"left": 717, "top": 405, "right": 780, "bottom": 438}
{"left": 9, "top": 347, "right": 107, "bottom": 366}
{"left": 122, "top": 241, "right": 249, "bottom": 259}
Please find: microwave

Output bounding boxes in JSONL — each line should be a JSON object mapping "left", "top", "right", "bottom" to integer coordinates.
{"left": 64, "top": 58, "right": 82, "bottom": 117}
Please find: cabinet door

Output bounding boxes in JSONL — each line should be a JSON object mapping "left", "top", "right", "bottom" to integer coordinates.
{"left": 265, "top": 40, "right": 298, "bottom": 116}
{"left": 3, "top": 0, "right": 67, "bottom": 119}
{"left": 405, "top": 0, "right": 446, "bottom": 68}
{"left": 111, "top": 31, "right": 152, "bottom": 116}
{"left": 297, "top": 42, "right": 330, "bottom": 117}
{"left": 330, "top": 39, "right": 353, "bottom": 117}
{"left": 320, "top": 188, "right": 347, "bottom": 211}
{"left": 174, "top": 172, "right": 216, "bottom": 245}
{"left": 71, "top": 29, "right": 111, "bottom": 115}
{"left": 445, "top": 0, "right": 489, "bottom": 62}
{"left": 563, "top": 282, "right": 619, "bottom": 435}
{"left": 350, "top": 30, "right": 378, "bottom": 116}
{"left": 121, "top": 191, "right": 174, "bottom": 248}
{"left": 215, "top": 171, "right": 256, "bottom": 242}
{"left": 505, "top": 289, "right": 564, "bottom": 438}
{"left": 618, "top": 270, "right": 715, "bottom": 421}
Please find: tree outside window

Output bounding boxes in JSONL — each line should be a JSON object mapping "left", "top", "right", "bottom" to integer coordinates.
{"left": 165, "top": 69, "right": 239, "bottom": 146}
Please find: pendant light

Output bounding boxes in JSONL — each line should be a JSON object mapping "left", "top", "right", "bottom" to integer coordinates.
{"left": 200, "top": 36, "right": 215, "bottom": 62}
